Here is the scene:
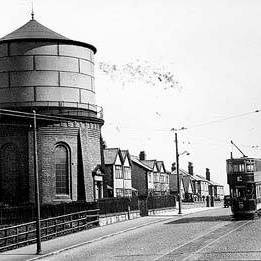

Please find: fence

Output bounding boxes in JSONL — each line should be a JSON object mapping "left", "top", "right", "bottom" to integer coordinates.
{"left": 0, "top": 208, "right": 99, "bottom": 252}
{"left": 98, "top": 197, "right": 139, "bottom": 215}
{"left": 0, "top": 201, "right": 98, "bottom": 225}
{"left": 98, "top": 195, "right": 176, "bottom": 215}
{"left": 147, "top": 195, "right": 176, "bottom": 210}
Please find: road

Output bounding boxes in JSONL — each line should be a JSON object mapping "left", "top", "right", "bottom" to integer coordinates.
{"left": 36, "top": 207, "right": 261, "bottom": 261}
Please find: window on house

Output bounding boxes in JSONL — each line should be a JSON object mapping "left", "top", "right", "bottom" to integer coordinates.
{"left": 55, "top": 144, "right": 70, "bottom": 195}
{"left": 115, "top": 165, "right": 123, "bottom": 179}
{"left": 160, "top": 175, "right": 164, "bottom": 183}
{"left": 148, "top": 172, "right": 152, "bottom": 183}
{"left": 124, "top": 166, "right": 131, "bottom": 179}
{"left": 125, "top": 189, "right": 132, "bottom": 197}
{"left": 116, "top": 188, "right": 124, "bottom": 197}
{"left": 153, "top": 173, "right": 159, "bottom": 182}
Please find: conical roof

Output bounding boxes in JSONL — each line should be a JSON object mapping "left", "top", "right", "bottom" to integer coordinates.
{"left": 0, "top": 18, "right": 97, "bottom": 53}
{"left": 0, "top": 19, "right": 69, "bottom": 41}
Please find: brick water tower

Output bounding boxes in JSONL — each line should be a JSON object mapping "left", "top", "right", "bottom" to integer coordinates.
{"left": 0, "top": 15, "right": 104, "bottom": 205}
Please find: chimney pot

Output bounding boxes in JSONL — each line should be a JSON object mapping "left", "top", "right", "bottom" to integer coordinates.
{"left": 139, "top": 151, "right": 146, "bottom": 161}
{"left": 188, "top": 162, "right": 193, "bottom": 175}
{"left": 171, "top": 162, "right": 176, "bottom": 172}
{"left": 206, "top": 168, "right": 210, "bottom": 181}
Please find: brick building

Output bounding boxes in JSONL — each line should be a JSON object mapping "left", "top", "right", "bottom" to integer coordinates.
{"left": 138, "top": 151, "right": 170, "bottom": 195}
{"left": 131, "top": 155, "right": 153, "bottom": 197}
{"left": 0, "top": 17, "right": 103, "bottom": 205}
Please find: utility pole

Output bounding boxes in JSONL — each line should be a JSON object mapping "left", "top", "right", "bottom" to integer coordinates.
{"left": 33, "top": 110, "right": 41, "bottom": 254}
{"left": 175, "top": 132, "right": 182, "bottom": 214}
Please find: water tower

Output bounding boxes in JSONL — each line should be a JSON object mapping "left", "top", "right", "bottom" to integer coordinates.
{"left": 0, "top": 16, "right": 104, "bottom": 204}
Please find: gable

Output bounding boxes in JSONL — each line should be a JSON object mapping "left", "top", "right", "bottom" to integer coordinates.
{"left": 115, "top": 154, "right": 122, "bottom": 165}
{"left": 123, "top": 156, "right": 131, "bottom": 167}
{"left": 104, "top": 148, "right": 119, "bottom": 165}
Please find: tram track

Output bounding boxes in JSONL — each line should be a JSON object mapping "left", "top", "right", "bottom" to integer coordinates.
{"left": 154, "top": 217, "right": 253, "bottom": 261}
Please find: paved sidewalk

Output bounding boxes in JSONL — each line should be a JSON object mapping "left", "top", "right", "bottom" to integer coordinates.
{"left": 0, "top": 206, "right": 221, "bottom": 261}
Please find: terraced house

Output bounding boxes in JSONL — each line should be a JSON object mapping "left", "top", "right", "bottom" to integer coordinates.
{"left": 170, "top": 162, "right": 224, "bottom": 202}
{"left": 131, "top": 152, "right": 153, "bottom": 197}
{"left": 139, "top": 152, "right": 170, "bottom": 195}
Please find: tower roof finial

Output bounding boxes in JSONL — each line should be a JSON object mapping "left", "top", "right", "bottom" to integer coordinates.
{"left": 31, "top": 1, "right": 34, "bottom": 20}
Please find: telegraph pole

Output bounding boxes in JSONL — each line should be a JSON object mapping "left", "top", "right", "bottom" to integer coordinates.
{"left": 33, "top": 110, "right": 41, "bottom": 254}
{"left": 175, "top": 132, "right": 182, "bottom": 214}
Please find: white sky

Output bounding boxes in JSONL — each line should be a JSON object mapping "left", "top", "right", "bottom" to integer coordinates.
{"left": 2, "top": 0, "right": 261, "bottom": 192}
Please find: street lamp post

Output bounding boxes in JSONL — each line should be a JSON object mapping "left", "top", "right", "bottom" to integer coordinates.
{"left": 175, "top": 132, "right": 182, "bottom": 214}
{"left": 33, "top": 110, "right": 41, "bottom": 254}
{"left": 172, "top": 127, "right": 189, "bottom": 215}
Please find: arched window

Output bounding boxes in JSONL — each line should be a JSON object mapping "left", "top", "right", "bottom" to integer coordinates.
{"left": 55, "top": 144, "right": 70, "bottom": 195}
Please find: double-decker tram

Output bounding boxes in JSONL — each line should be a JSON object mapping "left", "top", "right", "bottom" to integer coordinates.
{"left": 227, "top": 157, "right": 261, "bottom": 216}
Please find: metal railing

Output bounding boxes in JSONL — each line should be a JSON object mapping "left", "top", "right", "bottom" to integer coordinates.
{"left": 0, "top": 101, "right": 104, "bottom": 120}
{"left": 0, "top": 208, "right": 99, "bottom": 252}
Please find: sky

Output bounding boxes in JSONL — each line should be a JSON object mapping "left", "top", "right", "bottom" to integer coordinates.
{"left": 1, "top": 0, "right": 261, "bottom": 192}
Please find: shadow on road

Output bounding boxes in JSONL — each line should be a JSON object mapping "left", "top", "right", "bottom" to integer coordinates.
{"left": 165, "top": 215, "right": 241, "bottom": 224}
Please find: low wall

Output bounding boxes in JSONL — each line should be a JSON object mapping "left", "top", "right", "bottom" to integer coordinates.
{"left": 99, "top": 210, "right": 140, "bottom": 226}
{"left": 99, "top": 201, "right": 223, "bottom": 226}
{"left": 148, "top": 207, "right": 175, "bottom": 216}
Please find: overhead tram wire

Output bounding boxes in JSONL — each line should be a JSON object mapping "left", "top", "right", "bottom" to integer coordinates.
{"left": 183, "top": 110, "right": 261, "bottom": 130}
{"left": 105, "top": 109, "right": 261, "bottom": 134}
{"left": 6, "top": 106, "right": 256, "bottom": 136}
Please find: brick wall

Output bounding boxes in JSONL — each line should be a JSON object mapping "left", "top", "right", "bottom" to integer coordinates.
{"left": 0, "top": 120, "right": 103, "bottom": 205}
{"left": 103, "top": 165, "right": 113, "bottom": 198}
{"left": 0, "top": 124, "right": 29, "bottom": 204}
{"left": 79, "top": 122, "right": 102, "bottom": 202}
{"left": 131, "top": 162, "right": 148, "bottom": 196}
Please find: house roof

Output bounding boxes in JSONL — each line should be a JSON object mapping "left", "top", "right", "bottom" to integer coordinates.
{"left": 141, "top": 160, "right": 157, "bottom": 170}
{"left": 121, "top": 149, "right": 132, "bottom": 166}
{"left": 0, "top": 18, "right": 97, "bottom": 53}
{"left": 182, "top": 175, "right": 192, "bottom": 191}
{"left": 209, "top": 180, "right": 224, "bottom": 187}
{"left": 172, "top": 167, "right": 224, "bottom": 189}
{"left": 131, "top": 156, "right": 153, "bottom": 171}
{"left": 194, "top": 174, "right": 207, "bottom": 181}
{"left": 103, "top": 148, "right": 121, "bottom": 165}
{"left": 156, "top": 161, "right": 166, "bottom": 172}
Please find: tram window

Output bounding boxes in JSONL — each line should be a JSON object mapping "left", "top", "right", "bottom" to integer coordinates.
{"left": 257, "top": 185, "right": 261, "bottom": 198}
{"left": 232, "top": 163, "right": 245, "bottom": 173}
{"left": 239, "top": 164, "right": 245, "bottom": 172}
{"left": 256, "top": 186, "right": 258, "bottom": 198}
{"left": 246, "top": 163, "right": 254, "bottom": 172}
{"left": 227, "top": 162, "right": 233, "bottom": 173}
{"left": 237, "top": 188, "right": 245, "bottom": 198}
{"left": 233, "top": 164, "right": 239, "bottom": 172}
{"left": 231, "top": 188, "right": 245, "bottom": 198}
{"left": 246, "top": 185, "right": 255, "bottom": 199}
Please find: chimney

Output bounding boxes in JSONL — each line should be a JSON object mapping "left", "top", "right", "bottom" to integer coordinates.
{"left": 171, "top": 162, "right": 176, "bottom": 172}
{"left": 139, "top": 151, "right": 146, "bottom": 161}
{"left": 206, "top": 168, "right": 210, "bottom": 181}
{"left": 188, "top": 162, "right": 193, "bottom": 175}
